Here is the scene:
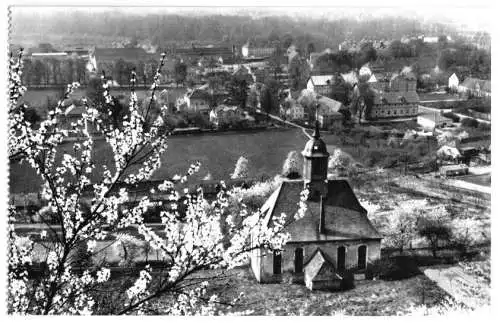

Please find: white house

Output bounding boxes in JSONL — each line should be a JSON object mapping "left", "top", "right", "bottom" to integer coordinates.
{"left": 180, "top": 89, "right": 211, "bottom": 114}
{"left": 307, "top": 75, "right": 335, "bottom": 96}
{"left": 448, "top": 73, "right": 459, "bottom": 92}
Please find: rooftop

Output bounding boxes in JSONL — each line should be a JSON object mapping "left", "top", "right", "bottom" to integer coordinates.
{"left": 373, "top": 91, "right": 420, "bottom": 105}
{"left": 309, "top": 75, "right": 335, "bottom": 86}
{"left": 460, "top": 77, "right": 491, "bottom": 91}
{"left": 93, "top": 47, "right": 152, "bottom": 62}
{"left": 261, "top": 180, "right": 381, "bottom": 242}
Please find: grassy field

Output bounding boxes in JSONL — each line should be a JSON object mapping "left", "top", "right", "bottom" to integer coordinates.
{"left": 152, "top": 267, "right": 448, "bottom": 315}
{"left": 9, "top": 128, "right": 307, "bottom": 194}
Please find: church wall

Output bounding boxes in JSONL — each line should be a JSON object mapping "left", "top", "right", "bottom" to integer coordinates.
{"left": 249, "top": 235, "right": 263, "bottom": 282}
{"left": 256, "top": 239, "right": 381, "bottom": 283}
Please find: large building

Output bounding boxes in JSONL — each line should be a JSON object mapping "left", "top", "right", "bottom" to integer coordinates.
{"left": 365, "top": 73, "right": 420, "bottom": 120}
{"left": 241, "top": 43, "right": 276, "bottom": 59}
{"left": 174, "top": 45, "right": 236, "bottom": 65}
{"left": 369, "top": 91, "right": 419, "bottom": 120}
{"left": 89, "top": 47, "right": 154, "bottom": 74}
{"left": 178, "top": 89, "right": 211, "bottom": 114}
{"left": 249, "top": 125, "right": 382, "bottom": 290}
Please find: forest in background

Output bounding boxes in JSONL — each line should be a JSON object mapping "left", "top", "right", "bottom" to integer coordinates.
{"left": 10, "top": 10, "right": 473, "bottom": 52}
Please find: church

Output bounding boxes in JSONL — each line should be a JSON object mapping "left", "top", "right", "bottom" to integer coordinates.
{"left": 249, "top": 124, "right": 382, "bottom": 290}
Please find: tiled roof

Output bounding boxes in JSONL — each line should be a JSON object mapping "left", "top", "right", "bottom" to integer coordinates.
{"left": 340, "top": 72, "right": 358, "bottom": 86}
{"left": 309, "top": 75, "right": 335, "bottom": 86}
{"left": 317, "top": 96, "right": 343, "bottom": 115}
{"left": 373, "top": 91, "right": 420, "bottom": 105}
{"left": 460, "top": 77, "right": 491, "bottom": 91}
{"left": 187, "top": 88, "right": 210, "bottom": 99}
{"left": 94, "top": 48, "right": 151, "bottom": 62}
{"left": 176, "top": 46, "right": 233, "bottom": 57}
{"left": 261, "top": 180, "right": 381, "bottom": 242}
{"left": 304, "top": 248, "right": 343, "bottom": 281}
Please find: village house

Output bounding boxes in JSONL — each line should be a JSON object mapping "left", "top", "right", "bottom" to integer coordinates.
{"left": 61, "top": 104, "right": 100, "bottom": 136}
{"left": 369, "top": 90, "right": 419, "bottom": 120}
{"left": 280, "top": 98, "right": 305, "bottom": 121}
{"left": 209, "top": 105, "right": 247, "bottom": 128}
{"left": 179, "top": 88, "right": 211, "bottom": 114}
{"left": 417, "top": 110, "right": 453, "bottom": 130}
{"left": 232, "top": 65, "right": 256, "bottom": 85}
{"left": 364, "top": 72, "right": 419, "bottom": 120}
{"left": 250, "top": 125, "right": 382, "bottom": 290}
{"left": 316, "top": 96, "right": 344, "bottom": 130}
{"left": 388, "top": 73, "right": 417, "bottom": 92}
{"left": 307, "top": 75, "right": 338, "bottom": 97}
{"left": 175, "top": 44, "right": 236, "bottom": 65}
{"left": 458, "top": 77, "right": 491, "bottom": 98}
{"left": 448, "top": 73, "right": 460, "bottom": 92}
{"left": 367, "top": 73, "right": 392, "bottom": 91}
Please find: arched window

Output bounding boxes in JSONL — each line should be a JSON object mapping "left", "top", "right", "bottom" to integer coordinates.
{"left": 273, "top": 251, "right": 282, "bottom": 275}
{"left": 337, "top": 246, "right": 346, "bottom": 271}
{"left": 358, "top": 245, "right": 367, "bottom": 270}
{"left": 294, "top": 248, "right": 304, "bottom": 273}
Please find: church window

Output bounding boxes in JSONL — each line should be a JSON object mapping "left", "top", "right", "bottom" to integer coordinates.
{"left": 337, "top": 246, "right": 346, "bottom": 271}
{"left": 358, "top": 245, "right": 367, "bottom": 269}
{"left": 273, "top": 251, "right": 282, "bottom": 275}
{"left": 294, "top": 248, "right": 304, "bottom": 273}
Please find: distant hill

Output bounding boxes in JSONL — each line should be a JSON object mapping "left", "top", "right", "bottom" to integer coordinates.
{"left": 11, "top": 10, "right": 463, "bottom": 53}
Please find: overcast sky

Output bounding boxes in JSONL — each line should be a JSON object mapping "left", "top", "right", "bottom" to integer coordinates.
{"left": 11, "top": 1, "right": 493, "bottom": 32}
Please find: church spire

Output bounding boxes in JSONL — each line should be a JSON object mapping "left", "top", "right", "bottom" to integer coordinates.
{"left": 302, "top": 109, "right": 329, "bottom": 199}
{"left": 312, "top": 119, "right": 321, "bottom": 139}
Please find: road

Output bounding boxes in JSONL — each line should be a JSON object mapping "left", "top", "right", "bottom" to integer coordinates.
{"left": 257, "top": 110, "right": 312, "bottom": 139}
{"left": 419, "top": 105, "right": 490, "bottom": 124}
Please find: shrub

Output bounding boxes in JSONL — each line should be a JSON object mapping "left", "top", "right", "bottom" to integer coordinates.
{"left": 367, "top": 256, "right": 421, "bottom": 281}
{"left": 477, "top": 122, "right": 490, "bottom": 130}
{"left": 366, "top": 150, "right": 385, "bottom": 167}
{"left": 461, "top": 117, "right": 479, "bottom": 128}
{"left": 339, "top": 271, "right": 355, "bottom": 290}
{"left": 282, "top": 151, "right": 302, "bottom": 179}
{"left": 418, "top": 221, "right": 452, "bottom": 258}
{"left": 230, "top": 156, "right": 249, "bottom": 179}
{"left": 443, "top": 111, "right": 460, "bottom": 123}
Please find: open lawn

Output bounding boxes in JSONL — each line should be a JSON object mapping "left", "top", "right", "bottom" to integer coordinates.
{"left": 152, "top": 267, "right": 449, "bottom": 315}
{"left": 9, "top": 128, "right": 307, "bottom": 194}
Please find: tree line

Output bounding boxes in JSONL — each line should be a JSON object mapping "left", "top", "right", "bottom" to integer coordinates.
{"left": 21, "top": 57, "right": 89, "bottom": 86}
{"left": 13, "top": 11, "right": 462, "bottom": 55}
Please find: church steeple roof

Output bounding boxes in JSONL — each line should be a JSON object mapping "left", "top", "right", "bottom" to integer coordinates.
{"left": 302, "top": 120, "right": 328, "bottom": 157}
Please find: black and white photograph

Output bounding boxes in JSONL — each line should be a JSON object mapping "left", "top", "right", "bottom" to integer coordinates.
{"left": 2, "top": 1, "right": 495, "bottom": 318}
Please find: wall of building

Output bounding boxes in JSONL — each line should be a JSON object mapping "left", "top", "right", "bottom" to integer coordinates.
{"left": 253, "top": 239, "right": 381, "bottom": 283}
{"left": 371, "top": 103, "right": 418, "bottom": 119}
{"left": 250, "top": 239, "right": 262, "bottom": 282}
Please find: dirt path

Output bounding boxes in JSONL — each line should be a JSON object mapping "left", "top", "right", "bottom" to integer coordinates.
{"left": 421, "top": 265, "right": 489, "bottom": 308}
{"left": 257, "top": 110, "right": 312, "bottom": 139}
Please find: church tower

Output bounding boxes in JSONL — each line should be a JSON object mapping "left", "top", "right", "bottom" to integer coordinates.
{"left": 301, "top": 121, "right": 329, "bottom": 200}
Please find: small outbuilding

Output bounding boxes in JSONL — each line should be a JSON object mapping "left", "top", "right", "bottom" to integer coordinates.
{"left": 304, "top": 248, "right": 343, "bottom": 291}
